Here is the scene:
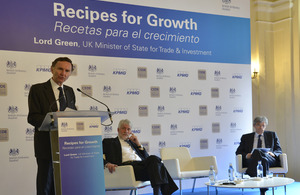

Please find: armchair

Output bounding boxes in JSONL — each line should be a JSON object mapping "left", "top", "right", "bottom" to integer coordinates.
{"left": 160, "top": 147, "right": 218, "bottom": 195}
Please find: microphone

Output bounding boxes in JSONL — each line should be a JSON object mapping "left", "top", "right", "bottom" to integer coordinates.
{"left": 77, "top": 88, "right": 113, "bottom": 126}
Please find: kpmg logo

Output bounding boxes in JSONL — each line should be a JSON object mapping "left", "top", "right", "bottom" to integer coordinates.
{"left": 131, "top": 128, "right": 141, "bottom": 134}
{"left": 192, "top": 126, "right": 203, "bottom": 132}
{"left": 159, "top": 141, "right": 166, "bottom": 148}
{"left": 89, "top": 123, "right": 99, "bottom": 128}
{"left": 178, "top": 108, "right": 190, "bottom": 114}
{"left": 24, "top": 84, "right": 31, "bottom": 91}
{"left": 36, "top": 65, "right": 51, "bottom": 72}
{"left": 216, "top": 138, "right": 223, "bottom": 144}
{"left": 158, "top": 106, "right": 165, "bottom": 112}
{"left": 177, "top": 71, "right": 189, "bottom": 77}
{"left": 103, "top": 85, "right": 112, "bottom": 92}
{"left": 6, "top": 60, "right": 17, "bottom": 69}
{"left": 156, "top": 68, "right": 164, "bottom": 74}
{"left": 104, "top": 126, "right": 113, "bottom": 133}
{"left": 233, "top": 108, "right": 243, "bottom": 113}
{"left": 25, "top": 128, "right": 35, "bottom": 136}
{"left": 89, "top": 106, "right": 98, "bottom": 111}
{"left": 88, "top": 65, "right": 97, "bottom": 72}
{"left": 137, "top": 67, "right": 147, "bottom": 78}
{"left": 113, "top": 69, "right": 127, "bottom": 75}
{"left": 9, "top": 148, "right": 19, "bottom": 156}
{"left": 127, "top": 89, "right": 140, "bottom": 95}
{"left": 232, "top": 73, "right": 243, "bottom": 79}
{"left": 190, "top": 90, "right": 202, "bottom": 96}
{"left": 8, "top": 106, "right": 18, "bottom": 113}
{"left": 179, "top": 143, "right": 191, "bottom": 148}
{"left": 214, "top": 70, "right": 221, "bottom": 76}
{"left": 170, "top": 124, "right": 177, "bottom": 130}
{"left": 114, "top": 108, "right": 128, "bottom": 114}
{"left": 61, "top": 122, "right": 68, "bottom": 128}
{"left": 169, "top": 87, "right": 176, "bottom": 93}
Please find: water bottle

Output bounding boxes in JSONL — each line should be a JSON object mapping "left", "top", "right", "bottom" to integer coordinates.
{"left": 208, "top": 165, "right": 216, "bottom": 185}
{"left": 228, "top": 163, "right": 235, "bottom": 181}
{"left": 257, "top": 161, "right": 263, "bottom": 178}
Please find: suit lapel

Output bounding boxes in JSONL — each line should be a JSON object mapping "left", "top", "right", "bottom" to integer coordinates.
{"left": 44, "top": 80, "right": 57, "bottom": 111}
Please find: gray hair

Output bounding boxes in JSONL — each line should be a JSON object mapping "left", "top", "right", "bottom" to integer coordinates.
{"left": 253, "top": 116, "right": 268, "bottom": 126}
{"left": 118, "top": 119, "right": 132, "bottom": 129}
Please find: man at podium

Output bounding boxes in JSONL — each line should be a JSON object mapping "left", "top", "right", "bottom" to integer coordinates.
{"left": 27, "top": 57, "right": 77, "bottom": 195}
{"left": 103, "top": 119, "right": 178, "bottom": 195}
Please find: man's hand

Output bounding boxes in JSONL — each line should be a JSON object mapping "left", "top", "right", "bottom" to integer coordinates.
{"left": 268, "top": 151, "right": 275, "bottom": 157}
{"left": 129, "top": 133, "right": 141, "bottom": 147}
{"left": 246, "top": 153, "right": 252, "bottom": 159}
{"left": 105, "top": 163, "right": 118, "bottom": 173}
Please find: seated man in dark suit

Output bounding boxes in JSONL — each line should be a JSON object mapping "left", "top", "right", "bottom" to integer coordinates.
{"left": 236, "top": 116, "right": 282, "bottom": 195}
{"left": 102, "top": 119, "right": 178, "bottom": 195}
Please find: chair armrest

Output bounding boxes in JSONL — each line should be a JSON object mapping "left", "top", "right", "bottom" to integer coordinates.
{"left": 192, "top": 156, "right": 218, "bottom": 175}
{"left": 162, "top": 159, "right": 181, "bottom": 179}
{"left": 104, "top": 165, "right": 137, "bottom": 188}
{"left": 279, "top": 153, "right": 288, "bottom": 173}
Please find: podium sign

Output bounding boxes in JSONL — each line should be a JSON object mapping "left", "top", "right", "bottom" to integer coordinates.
{"left": 57, "top": 117, "right": 105, "bottom": 195}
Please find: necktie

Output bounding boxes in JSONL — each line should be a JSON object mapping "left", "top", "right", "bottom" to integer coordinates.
{"left": 257, "top": 135, "right": 262, "bottom": 148}
{"left": 58, "top": 87, "right": 66, "bottom": 111}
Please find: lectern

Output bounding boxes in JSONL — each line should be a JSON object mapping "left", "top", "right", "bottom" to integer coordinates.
{"left": 39, "top": 111, "right": 109, "bottom": 195}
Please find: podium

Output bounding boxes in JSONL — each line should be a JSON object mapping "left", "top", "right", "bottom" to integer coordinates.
{"left": 39, "top": 111, "right": 109, "bottom": 195}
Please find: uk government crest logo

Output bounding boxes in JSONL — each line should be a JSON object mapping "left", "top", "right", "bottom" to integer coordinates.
{"left": 6, "top": 60, "right": 17, "bottom": 69}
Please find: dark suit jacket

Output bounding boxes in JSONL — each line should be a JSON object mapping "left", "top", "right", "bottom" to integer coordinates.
{"left": 102, "top": 137, "right": 149, "bottom": 166}
{"left": 28, "top": 79, "right": 76, "bottom": 159}
{"left": 235, "top": 131, "right": 282, "bottom": 167}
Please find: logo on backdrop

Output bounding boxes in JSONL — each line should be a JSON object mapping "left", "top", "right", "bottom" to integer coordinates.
{"left": 199, "top": 105, "right": 208, "bottom": 116}
{"left": 0, "top": 128, "right": 9, "bottom": 142}
{"left": 126, "top": 88, "right": 140, "bottom": 95}
{"left": 177, "top": 71, "right": 189, "bottom": 78}
{"left": 159, "top": 141, "right": 166, "bottom": 148}
{"left": 179, "top": 142, "right": 191, "bottom": 148}
{"left": 36, "top": 65, "right": 51, "bottom": 72}
{"left": 103, "top": 85, "right": 119, "bottom": 97}
{"left": 150, "top": 86, "right": 160, "bottom": 98}
{"left": 232, "top": 73, "right": 243, "bottom": 79}
{"left": 212, "top": 122, "right": 220, "bottom": 133}
{"left": 222, "top": 0, "right": 241, "bottom": 12}
{"left": 7, "top": 60, "right": 26, "bottom": 74}
{"left": 157, "top": 105, "right": 171, "bottom": 117}
{"left": 198, "top": 69, "right": 207, "bottom": 80}
{"left": 192, "top": 126, "right": 203, "bottom": 132}
{"left": 25, "top": 127, "right": 34, "bottom": 141}
{"left": 131, "top": 127, "right": 141, "bottom": 134}
{"left": 190, "top": 90, "right": 202, "bottom": 96}
{"left": 152, "top": 124, "right": 161, "bottom": 135}
{"left": 88, "top": 64, "right": 104, "bottom": 77}
{"left": 112, "top": 68, "right": 127, "bottom": 75}
{"left": 169, "top": 87, "right": 183, "bottom": 98}
{"left": 81, "top": 85, "right": 93, "bottom": 97}
{"left": 233, "top": 107, "right": 243, "bottom": 113}
{"left": 9, "top": 148, "right": 29, "bottom": 162}
{"left": 104, "top": 126, "right": 113, "bottom": 133}
{"left": 24, "top": 83, "right": 31, "bottom": 97}
{"left": 138, "top": 105, "right": 148, "bottom": 117}
{"left": 170, "top": 123, "right": 184, "bottom": 135}
{"left": 216, "top": 138, "right": 228, "bottom": 149}
{"left": 8, "top": 105, "right": 26, "bottom": 119}
{"left": 211, "top": 88, "right": 219, "bottom": 98}
{"left": 214, "top": 70, "right": 226, "bottom": 81}
{"left": 89, "top": 106, "right": 98, "bottom": 111}
{"left": 200, "top": 139, "right": 209, "bottom": 149}
{"left": 229, "top": 88, "right": 241, "bottom": 98}
{"left": 215, "top": 105, "right": 227, "bottom": 116}
{"left": 114, "top": 108, "right": 128, "bottom": 115}
{"left": 0, "top": 83, "right": 7, "bottom": 96}
{"left": 137, "top": 67, "right": 147, "bottom": 78}
{"left": 178, "top": 108, "right": 190, "bottom": 114}
{"left": 230, "top": 122, "right": 242, "bottom": 133}
{"left": 156, "top": 68, "right": 170, "bottom": 79}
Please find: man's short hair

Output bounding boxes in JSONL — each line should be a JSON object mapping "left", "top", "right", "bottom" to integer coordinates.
{"left": 118, "top": 119, "right": 132, "bottom": 129}
{"left": 253, "top": 116, "right": 268, "bottom": 126}
{"left": 52, "top": 57, "right": 74, "bottom": 71}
